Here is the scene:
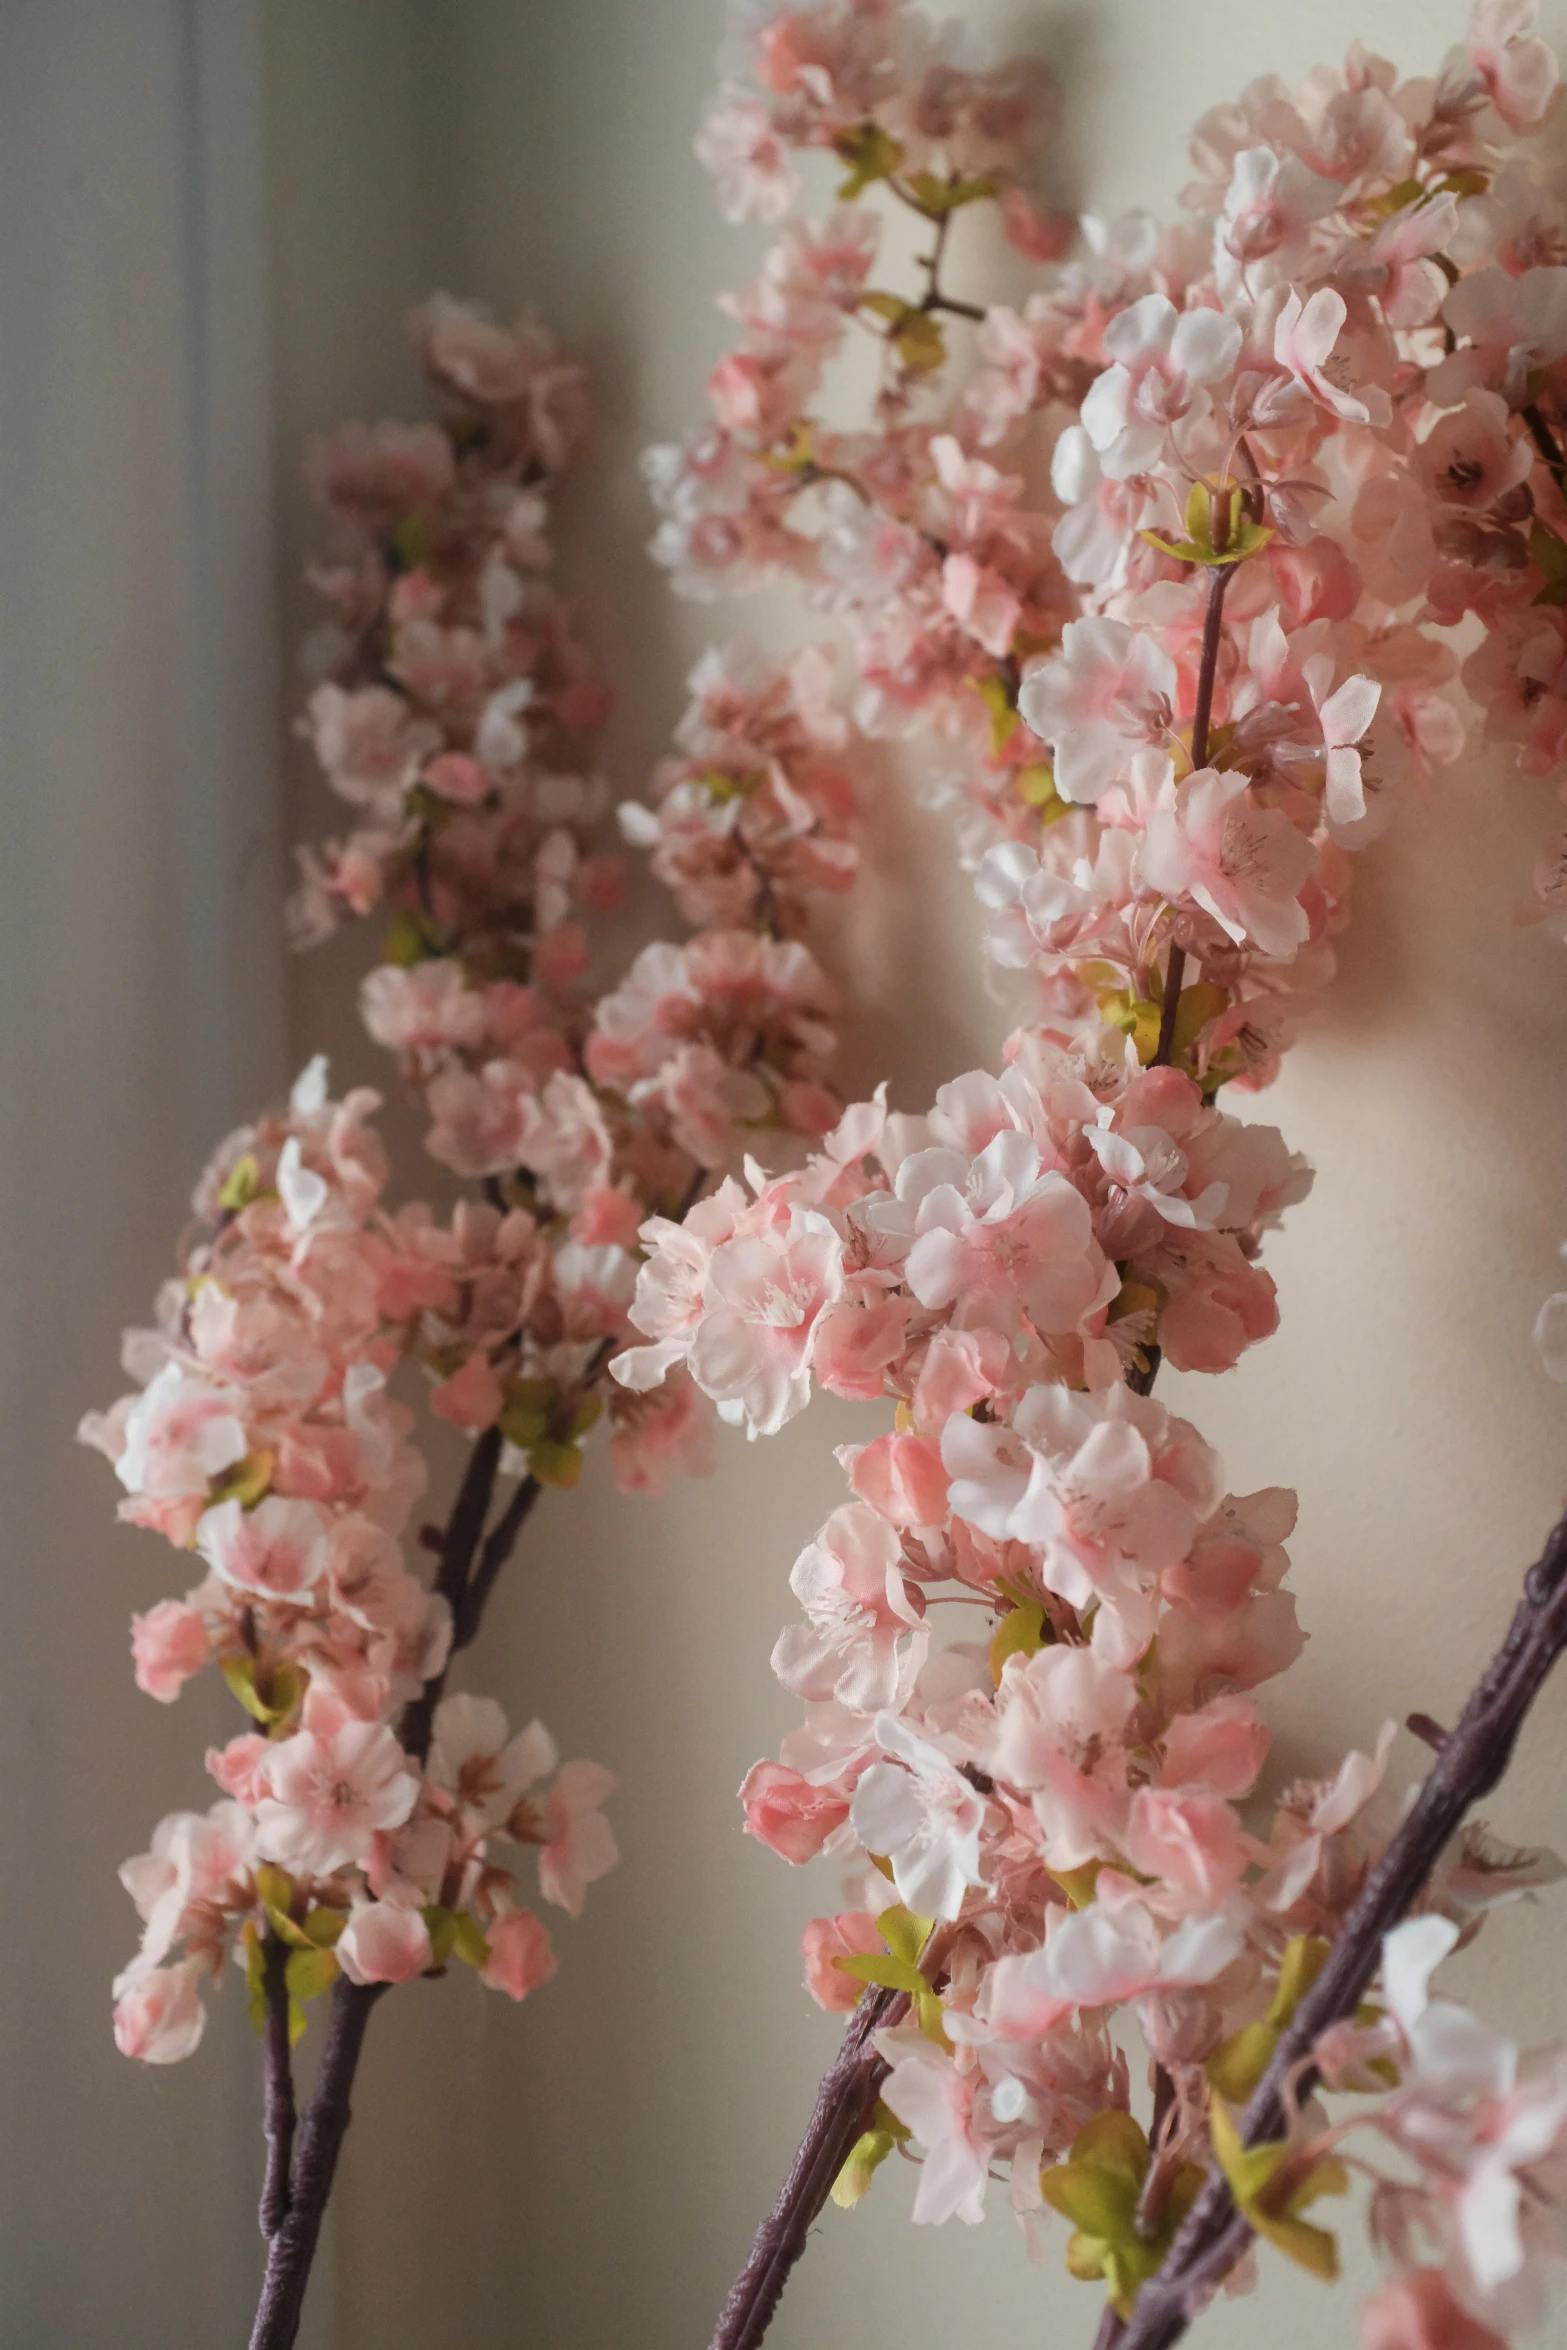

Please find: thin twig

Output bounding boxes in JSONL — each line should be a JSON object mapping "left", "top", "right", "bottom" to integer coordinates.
{"left": 397, "top": 1424, "right": 505, "bottom": 1766}
{"left": 1111, "top": 1500, "right": 1567, "bottom": 2350}
{"left": 1523, "top": 400, "right": 1567, "bottom": 499}
{"left": 1153, "top": 563, "right": 1232, "bottom": 1068}
{"left": 258, "top": 1934, "right": 296, "bottom": 2241}
{"left": 453, "top": 1473, "right": 543, "bottom": 1652}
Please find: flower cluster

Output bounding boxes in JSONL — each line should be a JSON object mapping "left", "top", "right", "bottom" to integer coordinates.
{"left": 81, "top": 1064, "right": 615, "bottom": 2060}
{"left": 88, "top": 297, "right": 879, "bottom": 2076}
{"left": 294, "top": 299, "right": 874, "bottom": 1499}
{"left": 625, "top": 3, "right": 1567, "bottom": 2341}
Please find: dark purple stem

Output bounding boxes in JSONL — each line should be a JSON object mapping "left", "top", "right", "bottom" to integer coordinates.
{"left": 248, "top": 1981, "right": 387, "bottom": 2350}
{"left": 708, "top": 1988, "right": 909, "bottom": 2350}
{"left": 1153, "top": 561, "right": 1232, "bottom": 1069}
{"left": 1112, "top": 1500, "right": 1567, "bottom": 2350}
{"left": 258, "top": 1934, "right": 296, "bottom": 2241}
{"left": 397, "top": 1424, "right": 504, "bottom": 1767}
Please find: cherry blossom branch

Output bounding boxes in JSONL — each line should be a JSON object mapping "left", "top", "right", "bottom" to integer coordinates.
{"left": 1153, "top": 562, "right": 1232, "bottom": 1068}
{"left": 910, "top": 202, "right": 985, "bottom": 322}
{"left": 708, "top": 1986, "right": 910, "bottom": 2350}
{"left": 248, "top": 1981, "right": 387, "bottom": 2350}
{"left": 258, "top": 1934, "right": 296, "bottom": 2241}
{"left": 1110, "top": 1497, "right": 1567, "bottom": 2350}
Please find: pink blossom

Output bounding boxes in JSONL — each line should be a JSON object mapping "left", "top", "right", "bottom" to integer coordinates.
{"left": 429, "top": 1351, "right": 504, "bottom": 1433}
{"left": 686, "top": 1206, "right": 846, "bottom": 1435}
{"left": 360, "top": 961, "right": 489, "bottom": 1057}
{"left": 802, "top": 1911, "right": 881, "bottom": 2012}
{"left": 1219, "top": 147, "right": 1342, "bottom": 283}
{"left": 1302, "top": 659, "right": 1383, "bottom": 833}
{"left": 129, "top": 1599, "right": 209, "bottom": 1702}
{"left": 428, "top": 1694, "right": 557, "bottom": 1832}
{"left": 847, "top": 1430, "right": 949, "bottom": 1528}
{"left": 120, "top": 1802, "right": 256, "bottom": 1972}
{"left": 1018, "top": 618, "right": 1178, "bottom": 804}
{"left": 538, "top": 1760, "right": 618, "bottom": 1917}
{"left": 112, "top": 1964, "right": 206, "bottom": 2064}
{"left": 1433, "top": 264, "right": 1567, "bottom": 403}
{"left": 1466, "top": 0, "right": 1561, "bottom": 130}
{"left": 1415, "top": 389, "right": 1534, "bottom": 512}
{"left": 695, "top": 98, "right": 799, "bottom": 224}
{"left": 113, "top": 1363, "right": 247, "bottom": 1501}
{"left": 1080, "top": 292, "right": 1241, "bottom": 478}
{"left": 773, "top": 1503, "right": 928, "bottom": 1713}
{"left": 944, "top": 1385, "right": 1223, "bottom": 1661}
{"left": 337, "top": 1900, "right": 433, "bottom": 1986}
{"left": 849, "top": 1714, "right": 987, "bottom": 1921}
{"left": 255, "top": 1717, "right": 418, "bottom": 1876}
{"left": 1361, "top": 2269, "right": 1507, "bottom": 2350}
{"left": 877, "top": 1129, "right": 1113, "bottom": 1343}
{"left": 1121, "top": 1785, "right": 1250, "bottom": 1908}
{"left": 878, "top": 2036, "right": 990, "bottom": 2224}
{"left": 1273, "top": 286, "right": 1391, "bottom": 427}
{"left": 308, "top": 682, "right": 436, "bottom": 816}
{"left": 196, "top": 1495, "right": 330, "bottom": 1603}
{"left": 941, "top": 554, "right": 1020, "bottom": 658}
{"left": 481, "top": 1908, "right": 558, "bottom": 2001}
{"left": 740, "top": 1759, "right": 850, "bottom": 1863}
{"left": 1030, "top": 1889, "right": 1244, "bottom": 2009}
{"left": 1140, "top": 765, "right": 1317, "bottom": 959}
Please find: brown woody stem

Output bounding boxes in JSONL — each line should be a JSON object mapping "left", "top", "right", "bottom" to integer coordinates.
{"left": 1111, "top": 1499, "right": 1567, "bottom": 2350}
{"left": 708, "top": 1987, "right": 909, "bottom": 2350}
{"left": 258, "top": 1934, "right": 296, "bottom": 2241}
{"left": 1153, "top": 562, "right": 1232, "bottom": 1069}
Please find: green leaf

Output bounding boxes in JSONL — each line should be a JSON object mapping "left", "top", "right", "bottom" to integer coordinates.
{"left": 989, "top": 1594, "right": 1046, "bottom": 1685}
{"left": 218, "top": 1153, "right": 261, "bottom": 1213}
{"left": 564, "top": 1394, "right": 604, "bottom": 1443}
{"left": 1169, "top": 980, "right": 1229, "bottom": 1065}
{"left": 877, "top": 1905, "right": 935, "bottom": 1970}
{"left": 1531, "top": 517, "right": 1567, "bottom": 605}
{"left": 902, "top": 170, "right": 999, "bottom": 217}
{"left": 830, "top": 2103, "right": 910, "bottom": 2208}
{"left": 381, "top": 907, "right": 447, "bottom": 967}
{"left": 499, "top": 1377, "right": 557, "bottom": 1449}
{"left": 422, "top": 1904, "right": 460, "bottom": 1969}
{"left": 1097, "top": 986, "right": 1163, "bottom": 1065}
{"left": 969, "top": 672, "right": 1019, "bottom": 754}
{"left": 220, "top": 1653, "right": 304, "bottom": 1728}
{"left": 528, "top": 1438, "right": 585, "bottom": 1489}
{"left": 302, "top": 1906, "right": 348, "bottom": 1950}
{"left": 207, "top": 1447, "right": 275, "bottom": 1511}
{"left": 1016, "top": 764, "right": 1072, "bottom": 824}
{"left": 1048, "top": 1861, "right": 1103, "bottom": 1910}
{"left": 833, "top": 122, "right": 904, "bottom": 198}
{"left": 892, "top": 311, "right": 946, "bottom": 374}
{"left": 389, "top": 512, "right": 433, "bottom": 573}
{"left": 835, "top": 1951, "right": 926, "bottom": 1996}
{"left": 1268, "top": 1934, "right": 1331, "bottom": 2030}
{"left": 449, "top": 1912, "right": 492, "bottom": 1970}
{"left": 1140, "top": 483, "right": 1273, "bottom": 570}
{"left": 1207, "top": 2018, "right": 1279, "bottom": 2104}
{"left": 285, "top": 1946, "right": 340, "bottom": 2007}
{"left": 1208, "top": 2096, "right": 1347, "bottom": 2282}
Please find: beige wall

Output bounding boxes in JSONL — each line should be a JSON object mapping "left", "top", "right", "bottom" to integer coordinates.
{"left": 259, "top": 5, "right": 1567, "bottom": 2345}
